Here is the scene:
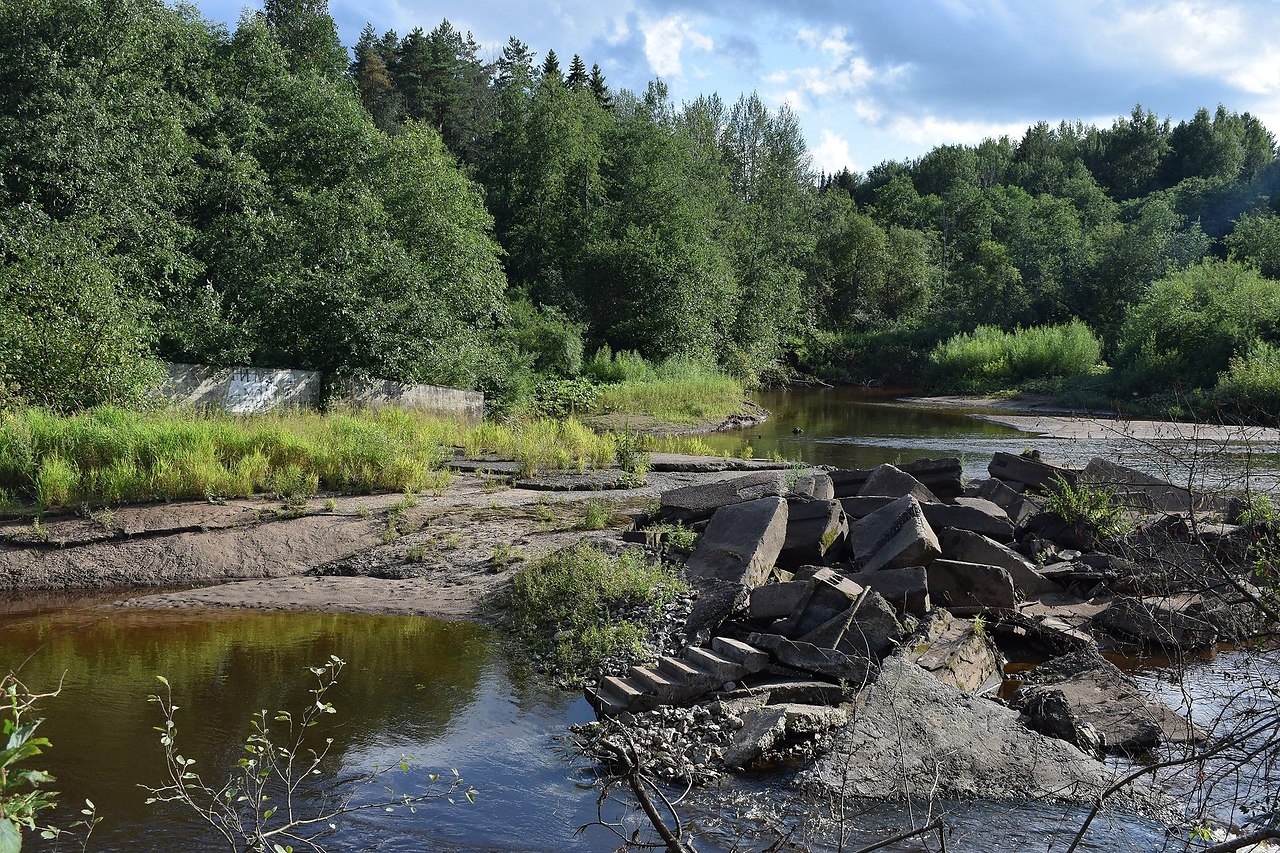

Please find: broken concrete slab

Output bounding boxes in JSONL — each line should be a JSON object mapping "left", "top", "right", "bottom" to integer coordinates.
{"left": 747, "top": 633, "right": 879, "bottom": 685}
{"left": 1081, "top": 457, "right": 1227, "bottom": 515}
{"left": 977, "top": 477, "right": 1040, "bottom": 526}
{"left": 800, "top": 655, "right": 1164, "bottom": 810}
{"left": 1092, "top": 592, "right": 1267, "bottom": 649}
{"left": 908, "top": 611, "right": 1003, "bottom": 694}
{"left": 685, "top": 496, "right": 789, "bottom": 588}
{"left": 853, "top": 565, "right": 931, "bottom": 617}
{"left": 783, "top": 567, "right": 865, "bottom": 637}
{"left": 829, "top": 458, "right": 963, "bottom": 501}
{"left": 777, "top": 497, "right": 847, "bottom": 570}
{"left": 838, "top": 495, "right": 894, "bottom": 519}
{"left": 684, "top": 578, "right": 750, "bottom": 644}
{"left": 921, "top": 498, "right": 1015, "bottom": 541}
{"left": 836, "top": 588, "right": 911, "bottom": 660}
{"left": 858, "top": 464, "right": 938, "bottom": 502}
{"left": 660, "top": 471, "right": 787, "bottom": 522}
{"left": 989, "top": 451, "right": 1079, "bottom": 492}
{"left": 937, "top": 528, "right": 1061, "bottom": 598}
{"left": 847, "top": 495, "right": 941, "bottom": 573}
{"left": 748, "top": 580, "right": 810, "bottom": 620}
{"left": 926, "top": 559, "right": 1018, "bottom": 611}
{"left": 1011, "top": 648, "right": 1202, "bottom": 755}
{"left": 722, "top": 703, "right": 850, "bottom": 769}
{"left": 792, "top": 472, "right": 836, "bottom": 501}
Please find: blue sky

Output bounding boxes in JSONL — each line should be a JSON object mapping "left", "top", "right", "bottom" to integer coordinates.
{"left": 199, "top": 0, "right": 1280, "bottom": 175}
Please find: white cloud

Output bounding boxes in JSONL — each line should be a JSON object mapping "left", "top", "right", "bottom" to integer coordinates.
{"left": 638, "top": 14, "right": 713, "bottom": 77}
{"left": 766, "top": 27, "right": 902, "bottom": 114}
{"left": 812, "top": 129, "right": 858, "bottom": 174}
{"left": 886, "top": 114, "right": 1028, "bottom": 147}
{"left": 1096, "top": 1, "right": 1280, "bottom": 95}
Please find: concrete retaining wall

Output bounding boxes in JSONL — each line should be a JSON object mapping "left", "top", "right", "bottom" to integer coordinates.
{"left": 160, "top": 363, "right": 483, "bottom": 420}
{"left": 162, "top": 364, "right": 323, "bottom": 413}
{"left": 332, "top": 377, "right": 484, "bottom": 423}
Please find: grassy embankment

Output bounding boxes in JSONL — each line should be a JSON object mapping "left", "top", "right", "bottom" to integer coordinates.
{"left": 0, "top": 394, "right": 736, "bottom": 513}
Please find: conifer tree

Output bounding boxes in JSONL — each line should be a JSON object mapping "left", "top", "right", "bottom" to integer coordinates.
{"left": 567, "top": 54, "right": 587, "bottom": 90}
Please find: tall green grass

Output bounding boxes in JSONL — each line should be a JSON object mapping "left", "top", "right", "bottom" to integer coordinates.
{"left": 0, "top": 406, "right": 726, "bottom": 510}
{"left": 590, "top": 353, "right": 745, "bottom": 423}
{"left": 928, "top": 321, "right": 1103, "bottom": 393}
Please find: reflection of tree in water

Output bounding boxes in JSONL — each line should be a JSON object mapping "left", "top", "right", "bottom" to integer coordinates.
{"left": 2, "top": 609, "right": 490, "bottom": 850}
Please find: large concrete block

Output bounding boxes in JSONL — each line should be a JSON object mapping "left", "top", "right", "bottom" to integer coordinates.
{"left": 977, "top": 478, "right": 1040, "bottom": 526}
{"left": 784, "top": 567, "right": 865, "bottom": 637}
{"left": 792, "top": 472, "right": 836, "bottom": 501}
{"left": 1081, "top": 457, "right": 1227, "bottom": 514}
{"left": 922, "top": 498, "right": 1015, "bottom": 541}
{"left": 847, "top": 495, "right": 941, "bottom": 573}
{"left": 989, "top": 451, "right": 1078, "bottom": 492}
{"left": 858, "top": 464, "right": 938, "bottom": 502}
{"left": 854, "top": 565, "right": 931, "bottom": 617}
{"left": 926, "top": 559, "right": 1018, "bottom": 611}
{"left": 910, "top": 611, "right": 1003, "bottom": 694}
{"left": 660, "top": 471, "right": 787, "bottom": 522}
{"left": 830, "top": 457, "right": 963, "bottom": 500}
{"left": 778, "top": 497, "right": 848, "bottom": 570}
{"left": 937, "top": 528, "right": 1061, "bottom": 598}
{"left": 748, "top": 580, "right": 810, "bottom": 620}
{"left": 747, "top": 633, "right": 879, "bottom": 685}
{"left": 685, "top": 496, "right": 789, "bottom": 587}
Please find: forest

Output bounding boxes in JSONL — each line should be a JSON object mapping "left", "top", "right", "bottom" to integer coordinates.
{"left": 4, "top": 0, "right": 1280, "bottom": 420}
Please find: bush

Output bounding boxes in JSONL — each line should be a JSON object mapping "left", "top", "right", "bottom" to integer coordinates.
{"left": 1114, "top": 260, "right": 1280, "bottom": 395}
{"left": 1042, "top": 474, "right": 1131, "bottom": 540}
{"left": 928, "top": 321, "right": 1102, "bottom": 392}
{"left": 1215, "top": 339, "right": 1280, "bottom": 414}
{"left": 502, "top": 543, "right": 687, "bottom": 676}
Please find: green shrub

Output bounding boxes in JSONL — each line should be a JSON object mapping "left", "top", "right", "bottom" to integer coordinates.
{"left": 1042, "top": 474, "right": 1131, "bottom": 540}
{"left": 502, "top": 543, "right": 687, "bottom": 676}
{"left": 1114, "top": 260, "right": 1280, "bottom": 395}
{"left": 1215, "top": 339, "right": 1280, "bottom": 414}
{"left": 928, "top": 321, "right": 1103, "bottom": 392}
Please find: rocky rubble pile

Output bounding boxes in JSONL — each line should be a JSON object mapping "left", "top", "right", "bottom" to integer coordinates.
{"left": 579, "top": 451, "right": 1275, "bottom": 811}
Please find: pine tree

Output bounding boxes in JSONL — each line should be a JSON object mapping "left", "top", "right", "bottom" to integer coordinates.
{"left": 588, "top": 63, "right": 611, "bottom": 109}
{"left": 351, "top": 24, "right": 396, "bottom": 130}
{"left": 567, "top": 54, "right": 587, "bottom": 90}
{"left": 541, "top": 48, "right": 562, "bottom": 83}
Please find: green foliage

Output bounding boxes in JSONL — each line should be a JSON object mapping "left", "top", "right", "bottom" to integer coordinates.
{"left": 1042, "top": 474, "right": 1132, "bottom": 540}
{"left": 0, "top": 674, "right": 60, "bottom": 851}
{"left": 579, "top": 499, "right": 613, "bottom": 530}
{"left": 612, "top": 431, "right": 650, "bottom": 482}
{"left": 502, "top": 543, "right": 687, "bottom": 676}
{"left": 144, "top": 658, "right": 474, "bottom": 852}
{"left": 928, "top": 321, "right": 1103, "bottom": 392}
{"left": 1215, "top": 339, "right": 1280, "bottom": 413}
{"left": 1115, "top": 259, "right": 1280, "bottom": 395}
{"left": 640, "top": 521, "right": 699, "bottom": 550}
{"left": 593, "top": 358, "right": 744, "bottom": 424}
{"left": 528, "top": 378, "right": 600, "bottom": 419}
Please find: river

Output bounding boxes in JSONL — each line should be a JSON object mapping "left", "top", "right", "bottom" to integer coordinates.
{"left": 5, "top": 388, "right": 1277, "bottom": 851}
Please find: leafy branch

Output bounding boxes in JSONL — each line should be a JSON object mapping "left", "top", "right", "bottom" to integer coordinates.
{"left": 142, "top": 655, "right": 475, "bottom": 853}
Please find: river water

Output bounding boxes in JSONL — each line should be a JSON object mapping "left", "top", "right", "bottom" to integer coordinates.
{"left": 5, "top": 389, "right": 1277, "bottom": 851}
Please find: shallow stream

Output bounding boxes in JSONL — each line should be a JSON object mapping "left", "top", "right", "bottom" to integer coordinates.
{"left": 7, "top": 389, "right": 1279, "bottom": 851}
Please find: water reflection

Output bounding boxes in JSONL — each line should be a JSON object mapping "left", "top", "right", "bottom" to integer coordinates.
{"left": 698, "top": 387, "right": 1280, "bottom": 491}
{"left": 2, "top": 603, "right": 600, "bottom": 851}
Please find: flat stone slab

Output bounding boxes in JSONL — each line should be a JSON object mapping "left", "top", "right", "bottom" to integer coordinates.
{"left": 649, "top": 454, "right": 792, "bottom": 473}
{"left": 926, "top": 559, "right": 1017, "bottom": 611}
{"left": 747, "top": 633, "right": 879, "bottom": 685}
{"left": 661, "top": 471, "right": 787, "bottom": 522}
{"left": 829, "top": 458, "right": 963, "bottom": 501}
{"left": 853, "top": 565, "right": 931, "bottom": 617}
{"left": 1081, "top": 457, "right": 1227, "bottom": 514}
{"left": 800, "top": 655, "right": 1164, "bottom": 810}
{"left": 989, "top": 451, "right": 1078, "bottom": 491}
{"left": 937, "top": 528, "right": 1060, "bottom": 598}
{"left": 847, "top": 495, "right": 940, "bottom": 573}
{"left": 685, "top": 496, "right": 789, "bottom": 588}
{"left": 1092, "top": 592, "right": 1266, "bottom": 649}
{"left": 922, "top": 498, "right": 1015, "bottom": 541}
{"left": 514, "top": 470, "right": 638, "bottom": 491}
{"left": 1012, "top": 648, "right": 1202, "bottom": 755}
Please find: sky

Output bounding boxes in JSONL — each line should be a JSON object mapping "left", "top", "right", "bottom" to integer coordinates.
{"left": 199, "top": 0, "right": 1280, "bottom": 176}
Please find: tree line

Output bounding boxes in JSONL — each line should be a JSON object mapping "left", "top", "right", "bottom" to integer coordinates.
{"left": 3, "top": 0, "right": 1280, "bottom": 414}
